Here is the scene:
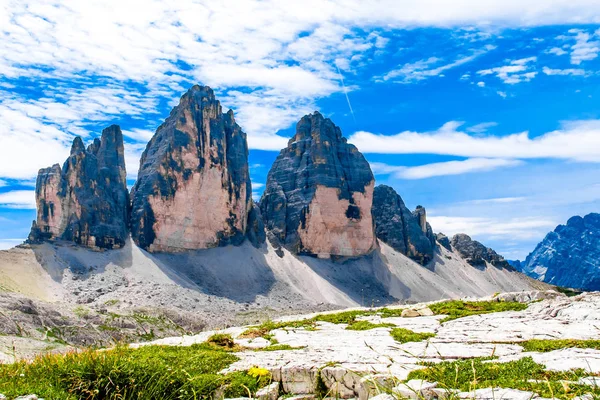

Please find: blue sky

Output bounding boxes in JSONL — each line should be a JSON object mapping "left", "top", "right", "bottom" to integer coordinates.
{"left": 1, "top": 1, "right": 600, "bottom": 259}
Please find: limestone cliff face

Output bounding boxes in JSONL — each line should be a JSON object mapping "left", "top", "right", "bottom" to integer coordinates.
{"left": 260, "top": 112, "right": 376, "bottom": 258}
{"left": 371, "top": 185, "right": 436, "bottom": 265}
{"left": 451, "top": 233, "right": 512, "bottom": 269}
{"left": 29, "top": 125, "right": 130, "bottom": 249}
{"left": 130, "top": 85, "right": 256, "bottom": 252}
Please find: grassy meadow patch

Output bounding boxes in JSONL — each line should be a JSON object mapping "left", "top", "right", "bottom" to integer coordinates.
{"left": 0, "top": 343, "right": 270, "bottom": 400}
{"left": 408, "top": 356, "right": 599, "bottom": 399}
{"left": 428, "top": 300, "right": 528, "bottom": 322}
{"left": 521, "top": 339, "right": 600, "bottom": 352}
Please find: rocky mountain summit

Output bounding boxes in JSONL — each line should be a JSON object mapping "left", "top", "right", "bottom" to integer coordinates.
{"left": 514, "top": 213, "right": 600, "bottom": 291}
{"left": 451, "top": 233, "right": 512, "bottom": 269}
{"left": 371, "top": 185, "right": 436, "bottom": 265}
{"left": 130, "top": 85, "right": 260, "bottom": 252}
{"left": 260, "top": 111, "right": 376, "bottom": 258}
{"left": 28, "top": 125, "right": 129, "bottom": 250}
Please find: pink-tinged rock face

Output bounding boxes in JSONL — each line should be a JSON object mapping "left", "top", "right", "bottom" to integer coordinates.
{"left": 147, "top": 166, "right": 248, "bottom": 252}
{"left": 130, "top": 85, "right": 253, "bottom": 252}
{"left": 35, "top": 165, "right": 64, "bottom": 238}
{"left": 30, "top": 125, "right": 130, "bottom": 250}
{"left": 298, "top": 183, "right": 376, "bottom": 258}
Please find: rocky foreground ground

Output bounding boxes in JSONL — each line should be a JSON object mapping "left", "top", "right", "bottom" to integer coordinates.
{"left": 127, "top": 290, "right": 600, "bottom": 400}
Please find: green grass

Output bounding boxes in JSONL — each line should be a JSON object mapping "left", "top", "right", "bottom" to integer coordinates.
{"left": 346, "top": 320, "right": 395, "bottom": 331}
{"left": 0, "top": 343, "right": 271, "bottom": 399}
{"left": 554, "top": 286, "right": 583, "bottom": 297}
{"left": 390, "top": 328, "right": 436, "bottom": 343}
{"left": 408, "top": 357, "right": 599, "bottom": 399}
{"left": 241, "top": 301, "right": 529, "bottom": 339}
{"left": 521, "top": 339, "right": 600, "bottom": 352}
{"left": 429, "top": 300, "right": 528, "bottom": 323}
{"left": 255, "top": 344, "right": 305, "bottom": 351}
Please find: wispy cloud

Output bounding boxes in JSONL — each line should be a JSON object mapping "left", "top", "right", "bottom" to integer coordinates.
{"left": 427, "top": 215, "right": 557, "bottom": 240}
{"left": 349, "top": 120, "right": 600, "bottom": 162}
{"left": 0, "top": 190, "right": 36, "bottom": 209}
{"left": 378, "top": 46, "right": 494, "bottom": 83}
{"left": 542, "top": 66, "right": 587, "bottom": 76}
{"left": 477, "top": 57, "right": 538, "bottom": 84}
{"left": 371, "top": 158, "right": 522, "bottom": 180}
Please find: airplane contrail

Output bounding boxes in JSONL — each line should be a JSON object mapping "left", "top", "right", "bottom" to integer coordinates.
{"left": 335, "top": 62, "right": 356, "bottom": 123}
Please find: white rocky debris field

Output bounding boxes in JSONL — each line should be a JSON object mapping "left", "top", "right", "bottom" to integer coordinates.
{"left": 132, "top": 290, "right": 600, "bottom": 400}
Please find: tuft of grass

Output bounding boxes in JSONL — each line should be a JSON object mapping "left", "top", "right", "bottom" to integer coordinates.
{"left": 390, "top": 328, "right": 435, "bottom": 343}
{"left": 255, "top": 344, "right": 305, "bottom": 352}
{"left": 0, "top": 343, "right": 251, "bottom": 399}
{"left": 240, "top": 319, "right": 316, "bottom": 339}
{"left": 346, "top": 320, "right": 395, "bottom": 331}
{"left": 408, "top": 356, "right": 599, "bottom": 399}
{"left": 429, "top": 300, "right": 528, "bottom": 323}
{"left": 521, "top": 339, "right": 600, "bottom": 353}
{"left": 207, "top": 333, "right": 237, "bottom": 349}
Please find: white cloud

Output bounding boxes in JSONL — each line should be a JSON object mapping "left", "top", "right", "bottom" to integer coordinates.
{"left": 477, "top": 81, "right": 485, "bottom": 87}
{"left": 371, "top": 158, "right": 522, "bottom": 179}
{"left": 497, "top": 91, "right": 508, "bottom": 98}
{"left": 0, "top": 190, "right": 36, "bottom": 209}
{"left": 542, "top": 66, "right": 587, "bottom": 76}
{"left": 466, "top": 122, "right": 497, "bottom": 133}
{"left": 2, "top": 0, "right": 600, "bottom": 182}
{"left": 462, "top": 196, "right": 527, "bottom": 205}
{"left": 568, "top": 29, "right": 600, "bottom": 65}
{"left": 0, "top": 239, "right": 23, "bottom": 250}
{"left": 349, "top": 120, "right": 600, "bottom": 162}
{"left": 427, "top": 216, "right": 556, "bottom": 240}
{"left": 546, "top": 47, "right": 568, "bottom": 56}
{"left": 552, "top": 29, "right": 600, "bottom": 65}
{"left": 379, "top": 46, "right": 494, "bottom": 83}
{"left": 477, "top": 57, "right": 538, "bottom": 84}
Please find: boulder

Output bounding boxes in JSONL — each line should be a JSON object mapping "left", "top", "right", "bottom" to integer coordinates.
{"left": 29, "top": 125, "right": 130, "bottom": 250}
{"left": 451, "top": 234, "right": 512, "bottom": 269}
{"left": 260, "top": 111, "right": 376, "bottom": 258}
{"left": 436, "top": 233, "right": 452, "bottom": 251}
{"left": 130, "top": 85, "right": 260, "bottom": 252}
{"left": 372, "top": 185, "right": 436, "bottom": 265}
{"left": 256, "top": 382, "right": 280, "bottom": 400}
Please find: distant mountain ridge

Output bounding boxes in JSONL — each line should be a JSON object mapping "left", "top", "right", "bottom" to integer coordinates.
{"left": 512, "top": 213, "right": 600, "bottom": 291}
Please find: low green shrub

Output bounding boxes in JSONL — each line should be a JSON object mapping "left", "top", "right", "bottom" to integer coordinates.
{"left": 390, "top": 328, "right": 435, "bottom": 343}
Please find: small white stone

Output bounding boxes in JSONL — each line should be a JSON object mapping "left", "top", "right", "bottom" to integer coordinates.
{"left": 402, "top": 309, "right": 421, "bottom": 318}
{"left": 256, "top": 382, "right": 280, "bottom": 400}
{"left": 458, "top": 388, "right": 538, "bottom": 400}
{"left": 430, "top": 388, "right": 460, "bottom": 399}
{"left": 394, "top": 379, "right": 437, "bottom": 399}
{"left": 579, "top": 376, "right": 600, "bottom": 386}
{"left": 572, "top": 395, "right": 594, "bottom": 400}
{"left": 417, "top": 308, "right": 434, "bottom": 317}
{"left": 15, "top": 396, "right": 39, "bottom": 400}
{"left": 369, "top": 395, "right": 396, "bottom": 400}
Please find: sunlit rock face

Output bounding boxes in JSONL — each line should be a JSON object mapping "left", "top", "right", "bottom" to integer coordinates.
{"left": 372, "top": 185, "right": 436, "bottom": 265}
{"left": 130, "top": 85, "right": 255, "bottom": 252}
{"left": 260, "top": 112, "right": 376, "bottom": 258}
{"left": 29, "top": 125, "right": 130, "bottom": 249}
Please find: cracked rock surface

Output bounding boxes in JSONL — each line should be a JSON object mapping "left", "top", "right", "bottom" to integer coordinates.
{"left": 137, "top": 292, "right": 600, "bottom": 399}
